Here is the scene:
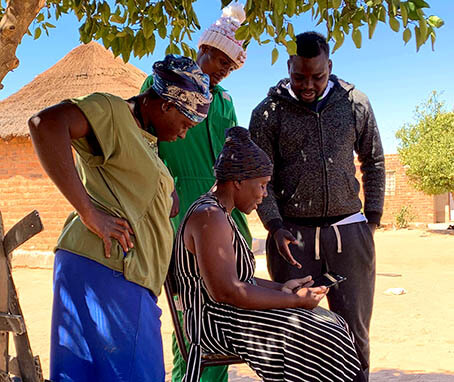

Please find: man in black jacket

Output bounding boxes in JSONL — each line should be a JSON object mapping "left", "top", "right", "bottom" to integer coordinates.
{"left": 249, "top": 31, "right": 385, "bottom": 379}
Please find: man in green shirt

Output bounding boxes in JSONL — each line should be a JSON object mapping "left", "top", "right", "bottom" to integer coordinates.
{"left": 141, "top": 4, "right": 250, "bottom": 382}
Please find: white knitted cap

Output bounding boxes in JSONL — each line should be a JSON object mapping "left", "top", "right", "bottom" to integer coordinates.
{"left": 198, "top": 3, "right": 247, "bottom": 68}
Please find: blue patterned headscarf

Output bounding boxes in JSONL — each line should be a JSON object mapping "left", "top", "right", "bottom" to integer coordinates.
{"left": 152, "top": 55, "right": 212, "bottom": 123}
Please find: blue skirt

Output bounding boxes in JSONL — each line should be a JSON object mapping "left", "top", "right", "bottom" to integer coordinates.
{"left": 50, "top": 250, "right": 165, "bottom": 382}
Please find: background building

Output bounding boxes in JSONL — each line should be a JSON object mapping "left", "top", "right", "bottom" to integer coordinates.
{"left": 0, "top": 42, "right": 146, "bottom": 263}
{"left": 355, "top": 154, "right": 453, "bottom": 226}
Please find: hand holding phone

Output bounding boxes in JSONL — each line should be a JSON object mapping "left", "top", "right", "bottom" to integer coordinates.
{"left": 291, "top": 272, "right": 346, "bottom": 293}
{"left": 311, "top": 272, "right": 347, "bottom": 288}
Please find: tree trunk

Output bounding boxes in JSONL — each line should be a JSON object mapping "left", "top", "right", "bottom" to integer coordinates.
{"left": 0, "top": 0, "right": 45, "bottom": 91}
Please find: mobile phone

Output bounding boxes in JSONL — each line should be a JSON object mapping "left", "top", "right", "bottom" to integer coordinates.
{"left": 311, "top": 272, "right": 347, "bottom": 288}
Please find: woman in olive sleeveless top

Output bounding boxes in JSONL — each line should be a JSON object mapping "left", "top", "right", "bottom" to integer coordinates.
{"left": 28, "top": 55, "right": 212, "bottom": 382}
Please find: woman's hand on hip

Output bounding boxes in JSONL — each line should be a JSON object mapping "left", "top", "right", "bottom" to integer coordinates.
{"left": 80, "top": 208, "right": 135, "bottom": 258}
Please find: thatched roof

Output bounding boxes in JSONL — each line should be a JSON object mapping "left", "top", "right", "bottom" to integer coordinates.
{"left": 0, "top": 41, "right": 147, "bottom": 140}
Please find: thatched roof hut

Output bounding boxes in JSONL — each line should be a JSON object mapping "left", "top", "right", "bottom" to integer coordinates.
{"left": 0, "top": 41, "right": 147, "bottom": 140}
{"left": 0, "top": 42, "right": 148, "bottom": 256}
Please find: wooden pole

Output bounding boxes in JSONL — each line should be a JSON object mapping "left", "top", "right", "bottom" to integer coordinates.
{"left": 0, "top": 212, "right": 10, "bottom": 374}
{"left": 0, "top": 211, "right": 43, "bottom": 382}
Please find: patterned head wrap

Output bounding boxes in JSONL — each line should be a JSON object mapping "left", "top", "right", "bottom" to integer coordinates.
{"left": 152, "top": 55, "right": 212, "bottom": 123}
{"left": 214, "top": 126, "right": 273, "bottom": 181}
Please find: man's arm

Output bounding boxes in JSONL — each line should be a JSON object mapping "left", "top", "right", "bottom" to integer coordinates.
{"left": 249, "top": 103, "right": 301, "bottom": 268}
{"left": 249, "top": 103, "right": 282, "bottom": 229}
{"left": 353, "top": 92, "right": 385, "bottom": 228}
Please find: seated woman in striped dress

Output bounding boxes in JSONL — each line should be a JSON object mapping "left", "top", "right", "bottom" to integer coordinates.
{"left": 173, "top": 126, "right": 367, "bottom": 382}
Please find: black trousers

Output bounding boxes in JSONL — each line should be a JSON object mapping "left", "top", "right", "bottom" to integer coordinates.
{"left": 266, "top": 220, "right": 375, "bottom": 379}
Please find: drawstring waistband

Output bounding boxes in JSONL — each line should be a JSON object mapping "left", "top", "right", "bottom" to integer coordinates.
{"left": 315, "top": 227, "right": 321, "bottom": 260}
{"left": 332, "top": 225, "right": 342, "bottom": 254}
{"left": 296, "top": 212, "right": 367, "bottom": 260}
{"left": 314, "top": 225, "right": 342, "bottom": 260}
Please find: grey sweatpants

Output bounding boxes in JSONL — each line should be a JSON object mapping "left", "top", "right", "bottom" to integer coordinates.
{"left": 266, "top": 220, "right": 375, "bottom": 376}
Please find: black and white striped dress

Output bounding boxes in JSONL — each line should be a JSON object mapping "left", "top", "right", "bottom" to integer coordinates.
{"left": 174, "top": 194, "right": 362, "bottom": 382}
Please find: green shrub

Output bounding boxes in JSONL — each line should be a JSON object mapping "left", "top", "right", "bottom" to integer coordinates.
{"left": 395, "top": 205, "right": 416, "bottom": 229}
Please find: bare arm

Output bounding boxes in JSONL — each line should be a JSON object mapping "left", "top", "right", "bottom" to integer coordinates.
{"left": 184, "top": 205, "right": 326, "bottom": 310}
{"left": 254, "top": 277, "right": 283, "bottom": 291}
{"left": 28, "top": 102, "right": 134, "bottom": 257}
{"left": 255, "top": 276, "right": 314, "bottom": 294}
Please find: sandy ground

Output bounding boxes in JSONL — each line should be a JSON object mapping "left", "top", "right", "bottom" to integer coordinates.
{"left": 9, "top": 227, "right": 454, "bottom": 381}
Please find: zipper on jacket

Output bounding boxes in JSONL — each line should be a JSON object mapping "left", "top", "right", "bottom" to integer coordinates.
{"left": 316, "top": 112, "right": 329, "bottom": 217}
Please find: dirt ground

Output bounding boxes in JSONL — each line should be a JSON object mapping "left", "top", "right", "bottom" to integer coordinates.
{"left": 9, "top": 227, "right": 454, "bottom": 381}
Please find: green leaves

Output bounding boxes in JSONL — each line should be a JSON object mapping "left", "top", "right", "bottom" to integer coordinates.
{"left": 142, "top": 19, "right": 154, "bottom": 39}
{"left": 133, "top": 30, "right": 146, "bottom": 58}
{"left": 389, "top": 15, "right": 400, "bottom": 32}
{"left": 333, "top": 0, "right": 342, "bottom": 9}
{"left": 271, "top": 47, "right": 279, "bottom": 65}
{"left": 24, "top": 0, "right": 444, "bottom": 65}
{"left": 368, "top": 13, "right": 378, "bottom": 39}
{"left": 411, "top": 0, "right": 430, "bottom": 8}
{"left": 286, "top": 40, "right": 297, "bottom": 56}
{"left": 181, "top": 41, "right": 191, "bottom": 57}
{"left": 235, "top": 25, "right": 249, "bottom": 41}
{"left": 266, "top": 24, "right": 275, "bottom": 36}
{"left": 332, "top": 27, "right": 344, "bottom": 53}
{"left": 146, "top": 33, "right": 156, "bottom": 54}
{"left": 99, "top": 2, "right": 111, "bottom": 24}
{"left": 403, "top": 27, "right": 411, "bottom": 44}
{"left": 428, "top": 15, "right": 444, "bottom": 28}
{"left": 165, "top": 42, "right": 181, "bottom": 55}
{"left": 287, "top": 0, "right": 296, "bottom": 16}
{"left": 34, "top": 27, "right": 42, "bottom": 40}
{"left": 352, "top": 28, "right": 362, "bottom": 48}
{"left": 396, "top": 92, "right": 454, "bottom": 195}
{"left": 158, "top": 24, "right": 167, "bottom": 39}
{"left": 273, "top": 0, "right": 285, "bottom": 16}
{"left": 400, "top": 2, "right": 408, "bottom": 27}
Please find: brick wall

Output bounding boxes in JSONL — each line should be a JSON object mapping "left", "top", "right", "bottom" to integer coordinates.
{"left": 0, "top": 137, "right": 73, "bottom": 252}
{"left": 355, "top": 154, "right": 439, "bottom": 225}
{"left": 1, "top": 141, "right": 447, "bottom": 255}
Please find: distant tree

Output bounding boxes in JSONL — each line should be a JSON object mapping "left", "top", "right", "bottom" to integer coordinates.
{"left": 0, "top": 0, "right": 445, "bottom": 90}
{"left": 396, "top": 92, "right": 454, "bottom": 195}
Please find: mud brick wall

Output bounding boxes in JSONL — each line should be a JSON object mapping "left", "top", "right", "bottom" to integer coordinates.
{"left": 355, "top": 154, "right": 437, "bottom": 225}
{"left": 1, "top": 138, "right": 443, "bottom": 255}
{"left": 0, "top": 137, "right": 73, "bottom": 252}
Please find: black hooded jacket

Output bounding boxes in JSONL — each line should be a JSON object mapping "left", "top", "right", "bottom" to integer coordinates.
{"left": 249, "top": 75, "right": 385, "bottom": 230}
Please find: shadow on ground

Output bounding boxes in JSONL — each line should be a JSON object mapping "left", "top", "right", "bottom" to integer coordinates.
{"left": 371, "top": 369, "right": 454, "bottom": 381}
{"left": 167, "top": 367, "right": 454, "bottom": 381}
{"left": 427, "top": 229, "right": 454, "bottom": 236}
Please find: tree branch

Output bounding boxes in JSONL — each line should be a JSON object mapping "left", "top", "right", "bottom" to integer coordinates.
{"left": 0, "top": 0, "right": 45, "bottom": 90}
